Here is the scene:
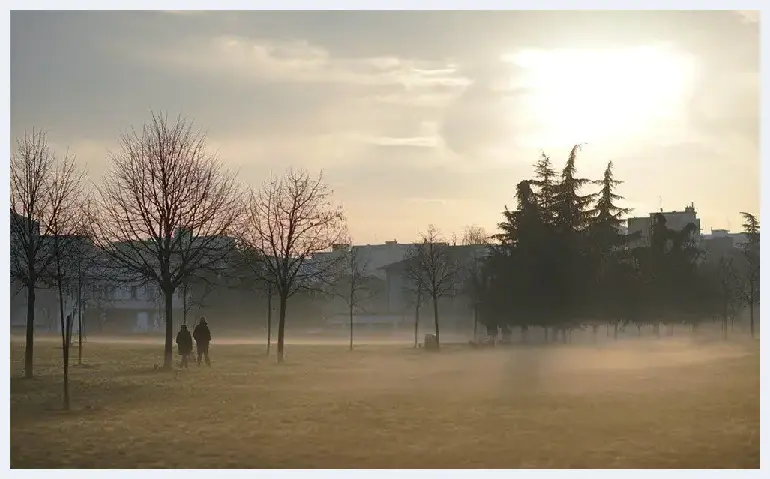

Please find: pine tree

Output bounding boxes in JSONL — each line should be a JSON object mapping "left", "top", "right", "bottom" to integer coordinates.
{"left": 589, "top": 161, "right": 631, "bottom": 252}
{"left": 531, "top": 153, "right": 558, "bottom": 228}
{"left": 551, "top": 144, "right": 596, "bottom": 336}
{"left": 553, "top": 144, "right": 596, "bottom": 235}
{"left": 587, "top": 161, "right": 631, "bottom": 339}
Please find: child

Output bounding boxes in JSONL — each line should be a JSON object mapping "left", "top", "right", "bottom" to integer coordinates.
{"left": 176, "top": 324, "right": 193, "bottom": 368}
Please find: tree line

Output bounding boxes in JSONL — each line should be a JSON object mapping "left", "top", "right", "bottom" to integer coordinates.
{"left": 473, "top": 145, "right": 760, "bottom": 344}
{"left": 11, "top": 113, "right": 760, "bottom": 409}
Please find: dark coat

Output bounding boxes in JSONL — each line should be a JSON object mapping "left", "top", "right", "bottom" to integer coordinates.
{"left": 176, "top": 329, "right": 193, "bottom": 355}
{"left": 193, "top": 323, "right": 211, "bottom": 346}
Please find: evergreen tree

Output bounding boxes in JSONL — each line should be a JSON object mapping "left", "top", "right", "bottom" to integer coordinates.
{"left": 587, "top": 161, "right": 631, "bottom": 339}
{"left": 531, "top": 152, "right": 558, "bottom": 228}
{"left": 551, "top": 144, "right": 596, "bottom": 335}
{"left": 589, "top": 161, "right": 631, "bottom": 252}
{"left": 739, "top": 212, "right": 760, "bottom": 338}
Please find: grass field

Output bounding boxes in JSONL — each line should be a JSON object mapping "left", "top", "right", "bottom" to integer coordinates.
{"left": 10, "top": 336, "right": 760, "bottom": 468}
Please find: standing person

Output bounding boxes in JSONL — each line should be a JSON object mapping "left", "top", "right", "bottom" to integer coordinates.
{"left": 175, "top": 324, "right": 193, "bottom": 368}
{"left": 193, "top": 316, "right": 212, "bottom": 366}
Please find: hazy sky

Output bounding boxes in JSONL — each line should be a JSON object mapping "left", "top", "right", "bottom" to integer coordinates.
{"left": 11, "top": 10, "right": 759, "bottom": 244}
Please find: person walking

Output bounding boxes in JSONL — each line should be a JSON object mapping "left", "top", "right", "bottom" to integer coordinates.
{"left": 193, "top": 316, "right": 212, "bottom": 366}
{"left": 175, "top": 324, "right": 193, "bottom": 368}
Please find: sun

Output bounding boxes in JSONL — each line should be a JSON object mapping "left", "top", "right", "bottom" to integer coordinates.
{"left": 504, "top": 44, "right": 697, "bottom": 149}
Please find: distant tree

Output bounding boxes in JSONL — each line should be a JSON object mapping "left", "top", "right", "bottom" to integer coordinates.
{"left": 460, "top": 225, "right": 490, "bottom": 339}
{"left": 94, "top": 112, "right": 243, "bottom": 369}
{"left": 739, "top": 212, "right": 760, "bottom": 339}
{"left": 405, "top": 225, "right": 461, "bottom": 350}
{"left": 403, "top": 259, "right": 427, "bottom": 348}
{"left": 66, "top": 215, "right": 101, "bottom": 365}
{"left": 236, "top": 247, "right": 276, "bottom": 356}
{"left": 242, "top": 168, "right": 347, "bottom": 363}
{"left": 179, "top": 272, "right": 216, "bottom": 327}
{"left": 10, "top": 130, "right": 75, "bottom": 379}
{"left": 462, "top": 225, "right": 490, "bottom": 246}
{"left": 333, "top": 246, "right": 373, "bottom": 351}
{"left": 716, "top": 255, "right": 742, "bottom": 339}
{"left": 43, "top": 151, "right": 86, "bottom": 410}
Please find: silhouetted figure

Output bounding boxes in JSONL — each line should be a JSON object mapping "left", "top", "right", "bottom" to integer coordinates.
{"left": 193, "top": 317, "right": 212, "bottom": 366}
{"left": 176, "top": 324, "right": 193, "bottom": 368}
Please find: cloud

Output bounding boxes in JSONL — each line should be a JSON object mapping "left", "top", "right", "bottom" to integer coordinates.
{"left": 363, "top": 121, "right": 443, "bottom": 148}
{"left": 140, "top": 35, "right": 471, "bottom": 92}
{"left": 405, "top": 198, "right": 458, "bottom": 206}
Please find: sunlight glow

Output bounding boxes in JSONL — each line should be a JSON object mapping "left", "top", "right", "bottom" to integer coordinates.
{"left": 504, "top": 44, "right": 697, "bottom": 149}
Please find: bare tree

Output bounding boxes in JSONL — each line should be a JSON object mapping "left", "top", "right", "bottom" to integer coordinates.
{"left": 332, "top": 246, "right": 373, "bottom": 351}
{"left": 405, "top": 225, "right": 461, "bottom": 350}
{"left": 63, "top": 197, "right": 103, "bottom": 365}
{"left": 242, "top": 168, "right": 347, "bottom": 363}
{"left": 461, "top": 225, "right": 490, "bottom": 340}
{"left": 462, "top": 225, "right": 490, "bottom": 246}
{"left": 403, "top": 261, "right": 426, "bottom": 348}
{"left": 236, "top": 247, "right": 277, "bottom": 356}
{"left": 715, "top": 255, "right": 742, "bottom": 340}
{"left": 179, "top": 272, "right": 216, "bottom": 327}
{"left": 42, "top": 151, "right": 86, "bottom": 409}
{"left": 94, "top": 112, "right": 243, "bottom": 369}
{"left": 739, "top": 212, "right": 760, "bottom": 339}
{"left": 10, "top": 130, "right": 77, "bottom": 379}
{"left": 65, "top": 216, "right": 97, "bottom": 365}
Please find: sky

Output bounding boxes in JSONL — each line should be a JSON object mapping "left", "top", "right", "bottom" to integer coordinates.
{"left": 10, "top": 10, "right": 759, "bottom": 244}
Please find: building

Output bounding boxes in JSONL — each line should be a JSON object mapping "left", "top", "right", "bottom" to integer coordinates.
{"left": 627, "top": 203, "right": 702, "bottom": 249}
{"left": 702, "top": 228, "right": 749, "bottom": 249}
{"left": 312, "top": 240, "right": 414, "bottom": 280}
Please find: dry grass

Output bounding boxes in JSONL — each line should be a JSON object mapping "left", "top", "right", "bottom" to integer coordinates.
{"left": 10, "top": 337, "right": 759, "bottom": 468}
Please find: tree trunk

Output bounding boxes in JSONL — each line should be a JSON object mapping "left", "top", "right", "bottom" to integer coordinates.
{"left": 277, "top": 293, "right": 288, "bottom": 363}
{"left": 432, "top": 293, "right": 440, "bottom": 350}
{"left": 24, "top": 282, "right": 36, "bottom": 379}
{"left": 592, "top": 324, "right": 599, "bottom": 343}
{"left": 63, "top": 313, "right": 72, "bottom": 411}
{"left": 77, "top": 278, "right": 83, "bottom": 365}
{"left": 544, "top": 327, "right": 548, "bottom": 343}
{"left": 606, "top": 323, "right": 610, "bottom": 337}
{"left": 182, "top": 284, "right": 188, "bottom": 326}
{"left": 163, "top": 288, "right": 174, "bottom": 370}
{"left": 55, "top": 267, "right": 71, "bottom": 411}
{"left": 521, "top": 325, "right": 528, "bottom": 343}
{"left": 266, "top": 285, "right": 272, "bottom": 356}
{"left": 473, "top": 305, "right": 478, "bottom": 340}
{"left": 637, "top": 324, "right": 642, "bottom": 336}
{"left": 349, "top": 302, "right": 354, "bottom": 352}
{"left": 749, "top": 292, "right": 755, "bottom": 339}
{"left": 413, "top": 289, "right": 421, "bottom": 348}
{"left": 654, "top": 323, "right": 660, "bottom": 338}
{"left": 613, "top": 322, "right": 618, "bottom": 340}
